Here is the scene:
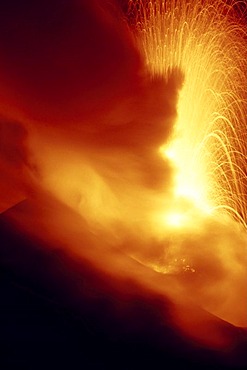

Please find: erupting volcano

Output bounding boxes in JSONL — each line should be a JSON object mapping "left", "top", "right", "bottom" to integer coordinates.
{"left": 0, "top": 0, "right": 246, "bottom": 369}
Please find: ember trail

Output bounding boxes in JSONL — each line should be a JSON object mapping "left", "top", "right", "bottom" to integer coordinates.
{"left": 128, "top": 0, "right": 247, "bottom": 228}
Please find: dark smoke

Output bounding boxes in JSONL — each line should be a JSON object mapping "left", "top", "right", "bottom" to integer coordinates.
{"left": 0, "top": 0, "right": 183, "bottom": 211}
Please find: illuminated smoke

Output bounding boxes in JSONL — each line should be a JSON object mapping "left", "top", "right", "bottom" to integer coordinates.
{"left": 0, "top": 0, "right": 246, "bottom": 356}
{"left": 123, "top": 0, "right": 247, "bottom": 330}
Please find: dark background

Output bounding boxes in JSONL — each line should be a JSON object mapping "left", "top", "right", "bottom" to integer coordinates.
{"left": 1, "top": 204, "right": 247, "bottom": 370}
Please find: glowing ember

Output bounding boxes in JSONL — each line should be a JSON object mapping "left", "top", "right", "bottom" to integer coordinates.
{"left": 128, "top": 0, "right": 247, "bottom": 227}
{"left": 125, "top": 0, "right": 247, "bottom": 329}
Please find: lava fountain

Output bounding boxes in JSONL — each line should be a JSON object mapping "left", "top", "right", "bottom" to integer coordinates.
{"left": 128, "top": 0, "right": 247, "bottom": 226}
{"left": 122, "top": 0, "right": 247, "bottom": 331}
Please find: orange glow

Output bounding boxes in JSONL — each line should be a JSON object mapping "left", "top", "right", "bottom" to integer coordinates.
{"left": 130, "top": 0, "right": 247, "bottom": 227}
{"left": 24, "top": 0, "right": 246, "bottom": 334}
{"left": 125, "top": 0, "right": 247, "bottom": 331}
{"left": 0, "top": 0, "right": 246, "bottom": 360}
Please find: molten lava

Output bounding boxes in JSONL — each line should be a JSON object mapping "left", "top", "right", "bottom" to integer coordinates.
{"left": 125, "top": 0, "right": 247, "bottom": 331}
{"left": 129, "top": 0, "right": 247, "bottom": 226}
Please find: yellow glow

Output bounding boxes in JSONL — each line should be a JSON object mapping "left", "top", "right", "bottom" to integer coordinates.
{"left": 130, "top": 0, "right": 247, "bottom": 228}
{"left": 166, "top": 212, "right": 186, "bottom": 227}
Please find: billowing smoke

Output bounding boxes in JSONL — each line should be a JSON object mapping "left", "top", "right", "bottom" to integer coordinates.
{"left": 0, "top": 0, "right": 246, "bottom": 366}
{"left": 0, "top": 0, "right": 181, "bottom": 218}
{"left": 0, "top": 0, "right": 185, "bottom": 239}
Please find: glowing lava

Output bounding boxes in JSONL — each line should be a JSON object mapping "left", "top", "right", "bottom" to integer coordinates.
{"left": 121, "top": 0, "right": 247, "bottom": 328}
{"left": 128, "top": 0, "right": 247, "bottom": 228}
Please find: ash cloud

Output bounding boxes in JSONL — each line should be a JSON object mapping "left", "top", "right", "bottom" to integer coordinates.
{"left": 0, "top": 0, "right": 183, "bottom": 212}
{"left": 0, "top": 0, "right": 141, "bottom": 124}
